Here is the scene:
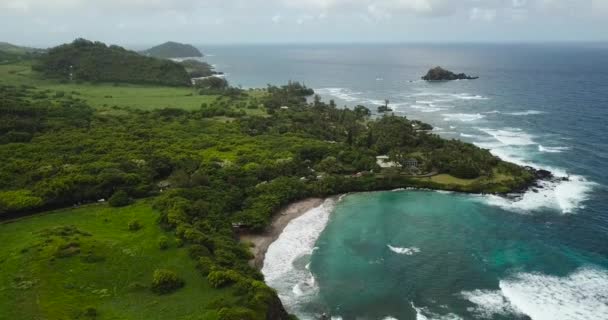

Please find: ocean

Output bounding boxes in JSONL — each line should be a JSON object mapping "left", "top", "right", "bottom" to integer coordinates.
{"left": 202, "top": 43, "right": 608, "bottom": 320}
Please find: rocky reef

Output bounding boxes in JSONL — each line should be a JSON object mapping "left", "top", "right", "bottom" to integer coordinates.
{"left": 422, "top": 66, "right": 479, "bottom": 81}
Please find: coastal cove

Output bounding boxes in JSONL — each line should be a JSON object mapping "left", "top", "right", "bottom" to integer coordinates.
{"left": 260, "top": 189, "right": 608, "bottom": 320}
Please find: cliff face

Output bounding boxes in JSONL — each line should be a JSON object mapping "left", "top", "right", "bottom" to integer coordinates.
{"left": 266, "top": 294, "right": 292, "bottom": 320}
{"left": 422, "top": 66, "right": 478, "bottom": 81}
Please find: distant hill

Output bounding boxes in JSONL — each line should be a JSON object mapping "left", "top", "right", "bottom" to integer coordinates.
{"left": 33, "top": 39, "right": 191, "bottom": 86}
{"left": 0, "top": 42, "right": 44, "bottom": 64}
{"left": 0, "top": 42, "right": 43, "bottom": 55}
{"left": 142, "top": 41, "right": 203, "bottom": 59}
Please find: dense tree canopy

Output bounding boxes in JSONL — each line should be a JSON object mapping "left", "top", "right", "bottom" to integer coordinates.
{"left": 33, "top": 39, "right": 191, "bottom": 86}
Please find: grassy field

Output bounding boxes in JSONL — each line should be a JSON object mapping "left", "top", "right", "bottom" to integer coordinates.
{"left": 416, "top": 171, "right": 519, "bottom": 187}
{"left": 0, "top": 63, "right": 222, "bottom": 111}
{"left": 0, "top": 201, "right": 236, "bottom": 320}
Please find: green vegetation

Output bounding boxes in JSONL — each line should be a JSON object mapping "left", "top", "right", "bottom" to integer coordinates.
{"left": 151, "top": 269, "right": 184, "bottom": 294}
{"left": 34, "top": 39, "right": 191, "bottom": 86}
{"left": 142, "top": 41, "right": 203, "bottom": 59}
{"left": 0, "top": 202, "right": 240, "bottom": 320}
{"left": 180, "top": 59, "right": 219, "bottom": 78}
{"left": 0, "top": 42, "right": 44, "bottom": 65}
{"left": 0, "top": 41, "right": 536, "bottom": 319}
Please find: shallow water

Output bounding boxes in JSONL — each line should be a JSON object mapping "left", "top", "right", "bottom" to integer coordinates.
{"left": 203, "top": 43, "right": 608, "bottom": 319}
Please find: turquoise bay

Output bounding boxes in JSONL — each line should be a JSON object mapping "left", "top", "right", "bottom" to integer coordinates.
{"left": 304, "top": 191, "right": 608, "bottom": 319}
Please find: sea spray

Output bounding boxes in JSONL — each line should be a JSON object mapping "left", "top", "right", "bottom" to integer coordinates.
{"left": 463, "top": 268, "right": 608, "bottom": 320}
{"left": 262, "top": 198, "right": 339, "bottom": 317}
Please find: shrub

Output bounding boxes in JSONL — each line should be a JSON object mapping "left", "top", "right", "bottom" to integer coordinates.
{"left": 158, "top": 236, "right": 169, "bottom": 250}
{"left": 207, "top": 270, "right": 240, "bottom": 289}
{"left": 175, "top": 238, "right": 184, "bottom": 248}
{"left": 151, "top": 269, "right": 184, "bottom": 294}
{"left": 196, "top": 257, "right": 215, "bottom": 276}
{"left": 128, "top": 220, "right": 142, "bottom": 231}
{"left": 188, "top": 244, "right": 211, "bottom": 259}
{"left": 83, "top": 306, "right": 97, "bottom": 318}
{"left": 108, "top": 190, "right": 131, "bottom": 207}
{"left": 0, "top": 190, "right": 43, "bottom": 215}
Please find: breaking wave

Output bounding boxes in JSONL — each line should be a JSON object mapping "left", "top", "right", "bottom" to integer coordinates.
{"left": 262, "top": 198, "right": 338, "bottom": 314}
{"left": 443, "top": 113, "right": 486, "bottom": 122}
{"left": 387, "top": 245, "right": 421, "bottom": 255}
{"left": 462, "top": 267, "right": 608, "bottom": 320}
{"left": 504, "top": 110, "right": 545, "bottom": 116}
{"left": 538, "top": 145, "right": 571, "bottom": 153}
{"left": 315, "top": 88, "right": 362, "bottom": 102}
{"left": 411, "top": 302, "right": 463, "bottom": 320}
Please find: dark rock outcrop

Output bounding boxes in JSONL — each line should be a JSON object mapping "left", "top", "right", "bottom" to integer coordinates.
{"left": 422, "top": 66, "right": 478, "bottom": 81}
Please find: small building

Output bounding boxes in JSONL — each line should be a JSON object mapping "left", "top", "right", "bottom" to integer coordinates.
{"left": 404, "top": 158, "right": 419, "bottom": 168}
{"left": 376, "top": 155, "right": 400, "bottom": 169}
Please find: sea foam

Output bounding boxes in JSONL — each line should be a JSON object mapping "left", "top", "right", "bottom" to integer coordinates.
{"left": 387, "top": 245, "right": 421, "bottom": 255}
{"left": 411, "top": 302, "right": 463, "bottom": 320}
{"left": 316, "top": 88, "right": 362, "bottom": 102}
{"left": 504, "top": 110, "right": 545, "bottom": 116}
{"left": 538, "top": 145, "right": 570, "bottom": 153}
{"left": 463, "top": 267, "right": 608, "bottom": 320}
{"left": 442, "top": 113, "right": 486, "bottom": 122}
{"left": 262, "top": 198, "right": 338, "bottom": 314}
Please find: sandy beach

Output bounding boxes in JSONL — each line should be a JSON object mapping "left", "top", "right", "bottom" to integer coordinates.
{"left": 240, "top": 198, "right": 325, "bottom": 269}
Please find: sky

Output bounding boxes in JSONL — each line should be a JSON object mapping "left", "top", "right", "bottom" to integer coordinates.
{"left": 1, "top": 0, "right": 608, "bottom": 47}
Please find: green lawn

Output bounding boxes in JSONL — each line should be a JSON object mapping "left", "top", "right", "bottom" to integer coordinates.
{"left": 0, "top": 201, "right": 235, "bottom": 320}
{"left": 423, "top": 174, "right": 476, "bottom": 186}
{"left": 0, "top": 63, "right": 219, "bottom": 111}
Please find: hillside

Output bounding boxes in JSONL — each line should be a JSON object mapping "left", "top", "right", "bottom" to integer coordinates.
{"left": 0, "top": 42, "right": 43, "bottom": 64}
{"left": 33, "top": 39, "right": 191, "bottom": 86}
{"left": 142, "top": 41, "right": 203, "bottom": 59}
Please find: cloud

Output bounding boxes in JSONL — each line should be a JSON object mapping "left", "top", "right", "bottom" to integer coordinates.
{"left": 272, "top": 14, "right": 283, "bottom": 23}
{"left": 1, "top": 0, "right": 607, "bottom": 45}
{"left": 470, "top": 7, "right": 497, "bottom": 21}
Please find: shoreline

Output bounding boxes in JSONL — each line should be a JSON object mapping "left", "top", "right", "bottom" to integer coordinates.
{"left": 240, "top": 171, "right": 564, "bottom": 270}
{"left": 240, "top": 197, "right": 326, "bottom": 269}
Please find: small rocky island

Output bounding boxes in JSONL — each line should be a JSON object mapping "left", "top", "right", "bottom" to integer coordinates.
{"left": 422, "top": 66, "right": 479, "bottom": 81}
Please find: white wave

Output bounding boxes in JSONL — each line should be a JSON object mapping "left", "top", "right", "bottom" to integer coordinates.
{"left": 449, "top": 126, "right": 457, "bottom": 129}
{"left": 262, "top": 198, "right": 338, "bottom": 312}
{"left": 505, "top": 110, "right": 545, "bottom": 116}
{"left": 376, "top": 77, "right": 384, "bottom": 81}
{"left": 463, "top": 268, "right": 608, "bottom": 320}
{"left": 411, "top": 104, "right": 443, "bottom": 113}
{"left": 459, "top": 133, "right": 478, "bottom": 138}
{"left": 482, "top": 174, "right": 595, "bottom": 214}
{"left": 484, "top": 110, "right": 501, "bottom": 114}
{"left": 383, "top": 317, "right": 398, "bottom": 320}
{"left": 470, "top": 127, "right": 595, "bottom": 214}
{"left": 388, "top": 245, "right": 420, "bottom": 255}
{"left": 477, "top": 127, "right": 535, "bottom": 146}
{"left": 461, "top": 289, "right": 523, "bottom": 318}
{"left": 452, "top": 93, "right": 489, "bottom": 100}
{"left": 538, "top": 145, "right": 571, "bottom": 153}
{"left": 316, "top": 88, "right": 362, "bottom": 102}
{"left": 411, "top": 303, "right": 463, "bottom": 320}
{"left": 442, "top": 113, "right": 485, "bottom": 122}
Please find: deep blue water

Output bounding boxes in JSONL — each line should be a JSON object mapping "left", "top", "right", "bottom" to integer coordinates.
{"left": 203, "top": 44, "right": 608, "bottom": 320}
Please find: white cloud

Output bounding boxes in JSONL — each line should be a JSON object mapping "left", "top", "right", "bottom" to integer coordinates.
{"left": 470, "top": 7, "right": 497, "bottom": 21}
{"left": 272, "top": 14, "right": 283, "bottom": 23}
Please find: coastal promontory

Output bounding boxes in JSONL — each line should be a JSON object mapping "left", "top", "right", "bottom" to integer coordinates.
{"left": 142, "top": 41, "right": 203, "bottom": 59}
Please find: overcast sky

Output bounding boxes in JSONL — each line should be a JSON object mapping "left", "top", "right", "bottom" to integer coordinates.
{"left": 2, "top": 0, "right": 608, "bottom": 47}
